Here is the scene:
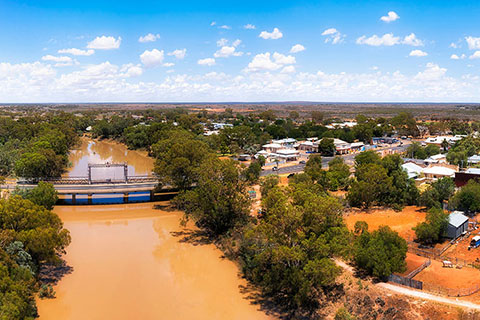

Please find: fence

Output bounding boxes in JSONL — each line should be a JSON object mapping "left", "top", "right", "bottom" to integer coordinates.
{"left": 425, "top": 283, "right": 480, "bottom": 297}
{"left": 406, "top": 259, "right": 431, "bottom": 279}
{"left": 388, "top": 274, "right": 423, "bottom": 290}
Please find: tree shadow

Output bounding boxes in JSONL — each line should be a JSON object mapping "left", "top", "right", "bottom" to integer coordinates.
{"left": 170, "top": 229, "right": 214, "bottom": 246}
{"left": 153, "top": 203, "right": 178, "bottom": 212}
{"left": 38, "top": 259, "right": 73, "bottom": 285}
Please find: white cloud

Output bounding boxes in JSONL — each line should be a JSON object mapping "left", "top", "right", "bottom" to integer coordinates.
{"left": 244, "top": 24, "right": 256, "bottom": 30}
{"left": 217, "top": 38, "right": 228, "bottom": 47}
{"left": 415, "top": 63, "right": 446, "bottom": 81}
{"left": 58, "top": 48, "right": 94, "bottom": 56}
{"left": 214, "top": 46, "right": 243, "bottom": 58}
{"left": 450, "top": 54, "right": 466, "bottom": 60}
{"left": 120, "top": 64, "right": 143, "bottom": 77}
{"left": 198, "top": 58, "right": 216, "bottom": 66}
{"left": 281, "top": 65, "right": 296, "bottom": 74}
{"left": 244, "top": 52, "right": 295, "bottom": 72}
{"left": 380, "top": 11, "right": 400, "bottom": 23}
{"left": 163, "top": 62, "right": 175, "bottom": 67}
{"left": 140, "top": 49, "right": 164, "bottom": 67}
{"left": 470, "top": 51, "right": 480, "bottom": 59}
{"left": 87, "top": 36, "right": 121, "bottom": 50}
{"left": 290, "top": 44, "right": 305, "bottom": 53}
{"left": 219, "top": 25, "right": 231, "bottom": 30}
{"left": 168, "top": 49, "right": 187, "bottom": 59}
{"left": 450, "top": 42, "right": 459, "bottom": 49}
{"left": 466, "top": 36, "right": 480, "bottom": 50}
{"left": 210, "top": 21, "right": 216, "bottom": 26}
{"left": 42, "top": 55, "right": 73, "bottom": 63}
{"left": 321, "top": 28, "right": 345, "bottom": 44}
{"left": 232, "top": 39, "right": 242, "bottom": 47}
{"left": 409, "top": 49, "right": 428, "bottom": 57}
{"left": 138, "top": 33, "right": 160, "bottom": 43}
{"left": 356, "top": 33, "right": 400, "bottom": 46}
{"left": 356, "top": 33, "right": 423, "bottom": 46}
{"left": 403, "top": 33, "right": 424, "bottom": 46}
{"left": 259, "top": 28, "right": 283, "bottom": 40}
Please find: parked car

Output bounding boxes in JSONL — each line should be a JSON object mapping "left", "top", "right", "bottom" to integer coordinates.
{"left": 299, "top": 160, "right": 306, "bottom": 164}
{"left": 272, "top": 166, "right": 279, "bottom": 171}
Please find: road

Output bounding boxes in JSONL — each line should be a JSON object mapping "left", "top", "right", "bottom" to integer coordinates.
{"left": 260, "top": 143, "right": 409, "bottom": 177}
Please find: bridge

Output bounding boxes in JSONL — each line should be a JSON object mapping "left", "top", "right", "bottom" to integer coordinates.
{"left": 16, "top": 162, "right": 161, "bottom": 205}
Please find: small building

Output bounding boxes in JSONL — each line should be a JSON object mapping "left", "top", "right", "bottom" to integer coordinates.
{"left": 468, "top": 155, "right": 480, "bottom": 165}
{"left": 238, "top": 154, "right": 251, "bottom": 161}
{"left": 402, "top": 162, "right": 424, "bottom": 179}
{"left": 447, "top": 211, "right": 469, "bottom": 239}
{"left": 333, "top": 138, "right": 350, "bottom": 155}
{"left": 350, "top": 142, "right": 365, "bottom": 152}
{"left": 424, "top": 154, "right": 447, "bottom": 165}
{"left": 297, "top": 140, "right": 318, "bottom": 153}
{"left": 274, "top": 149, "right": 299, "bottom": 161}
{"left": 423, "top": 166, "right": 456, "bottom": 180}
{"left": 262, "top": 143, "right": 283, "bottom": 153}
{"left": 272, "top": 138, "right": 297, "bottom": 148}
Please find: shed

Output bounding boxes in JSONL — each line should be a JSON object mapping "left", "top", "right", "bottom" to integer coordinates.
{"left": 447, "top": 211, "right": 469, "bottom": 239}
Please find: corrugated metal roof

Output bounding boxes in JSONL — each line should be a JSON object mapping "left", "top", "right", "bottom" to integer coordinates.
{"left": 449, "top": 211, "right": 469, "bottom": 228}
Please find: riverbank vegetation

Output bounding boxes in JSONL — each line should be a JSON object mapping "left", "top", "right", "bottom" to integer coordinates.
{"left": 0, "top": 184, "right": 70, "bottom": 319}
{"left": 0, "top": 112, "right": 86, "bottom": 180}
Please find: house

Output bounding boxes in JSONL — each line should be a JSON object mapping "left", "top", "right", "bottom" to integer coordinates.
{"left": 272, "top": 138, "right": 297, "bottom": 148}
{"left": 447, "top": 211, "right": 469, "bottom": 239}
{"left": 424, "top": 154, "right": 447, "bottom": 165}
{"left": 468, "top": 155, "right": 480, "bottom": 165}
{"left": 325, "top": 121, "right": 357, "bottom": 129}
{"left": 424, "top": 135, "right": 463, "bottom": 147}
{"left": 423, "top": 166, "right": 456, "bottom": 180}
{"left": 238, "top": 154, "right": 251, "bottom": 161}
{"left": 297, "top": 140, "right": 318, "bottom": 153}
{"left": 262, "top": 143, "right": 283, "bottom": 153}
{"left": 273, "top": 149, "right": 299, "bottom": 161}
{"left": 350, "top": 142, "right": 365, "bottom": 152}
{"left": 372, "top": 137, "right": 398, "bottom": 145}
{"left": 333, "top": 139, "right": 350, "bottom": 155}
{"left": 402, "top": 162, "right": 424, "bottom": 179}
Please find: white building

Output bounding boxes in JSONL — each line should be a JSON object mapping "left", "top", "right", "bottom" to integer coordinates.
{"left": 468, "top": 155, "right": 480, "bottom": 165}
{"left": 402, "top": 162, "right": 424, "bottom": 179}
{"left": 423, "top": 166, "right": 456, "bottom": 180}
{"left": 424, "top": 154, "right": 447, "bottom": 165}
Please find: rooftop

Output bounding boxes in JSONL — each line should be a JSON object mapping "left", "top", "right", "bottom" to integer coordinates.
{"left": 449, "top": 211, "right": 469, "bottom": 228}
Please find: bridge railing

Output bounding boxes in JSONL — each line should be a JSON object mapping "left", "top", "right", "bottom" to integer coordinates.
{"left": 18, "top": 175, "right": 159, "bottom": 185}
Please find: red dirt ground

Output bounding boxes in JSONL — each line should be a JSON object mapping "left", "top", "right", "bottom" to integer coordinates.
{"left": 399, "top": 253, "right": 428, "bottom": 277}
{"left": 414, "top": 259, "right": 480, "bottom": 291}
{"left": 444, "top": 231, "right": 480, "bottom": 264}
{"left": 344, "top": 206, "right": 426, "bottom": 241}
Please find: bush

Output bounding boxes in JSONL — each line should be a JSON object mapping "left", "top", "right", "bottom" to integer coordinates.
{"left": 413, "top": 208, "right": 449, "bottom": 245}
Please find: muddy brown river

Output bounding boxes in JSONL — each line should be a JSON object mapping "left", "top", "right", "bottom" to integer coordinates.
{"left": 36, "top": 138, "right": 270, "bottom": 320}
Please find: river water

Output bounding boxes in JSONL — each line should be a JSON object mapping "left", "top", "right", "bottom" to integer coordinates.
{"left": 36, "top": 138, "right": 270, "bottom": 320}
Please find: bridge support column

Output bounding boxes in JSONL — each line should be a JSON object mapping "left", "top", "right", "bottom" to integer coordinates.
{"left": 150, "top": 190, "right": 154, "bottom": 201}
{"left": 123, "top": 192, "right": 129, "bottom": 204}
{"left": 71, "top": 194, "right": 76, "bottom": 205}
{"left": 88, "top": 194, "right": 92, "bottom": 205}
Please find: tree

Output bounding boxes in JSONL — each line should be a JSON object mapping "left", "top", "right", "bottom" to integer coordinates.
{"left": 260, "top": 175, "right": 279, "bottom": 198}
{"left": 419, "top": 178, "right": 455, "bottom": 209}
{"left": 354, "top": 225, "right": 407, "bottom": 280}
{"left": 174, "top": 158, "right": 251, "bottom": 236}
{"left": 17, "top": 182, "right": 58, "bottom": 210}
{"left": 327, "top": 157, "right": 350, "bottom": 190}
{"left": 311, "top": 111, "right": 325, "bottom": 123}
{"left": 304, "top": 154, "right": 322, "bottom": 178}
{"left": 449, "top": 180, "right": 480, "bottom": 214}
{"left": 152, "top": 130, "right": 213, "bottom": 190}
{"left": 413, "top": 208, "right": 449, "bottom": 245}
{"left": 354, "top": 150, "right": 380, "bottom": 168}
{"left": 406, "top": 142, "right": 427, "bottom": 159}
{"left": 244, "top": 160, "right": 262, "bottom": 184}
{"left": 318, "top": 138, "right": 335, "bottom": 156}
{"left": 347, "top": 163, "right": 392, "bottom": 209}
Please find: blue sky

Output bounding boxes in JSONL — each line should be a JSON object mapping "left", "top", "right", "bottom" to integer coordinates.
{"left": 1, "top": 0, "right": 480, "bottom": 102}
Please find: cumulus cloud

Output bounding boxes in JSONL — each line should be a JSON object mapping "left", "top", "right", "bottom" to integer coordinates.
{"left": 219, "top": 25, "right": 231, "bottom": 30}
{"left": 87, "top": 36, "right": 121, "bottom": 50}
{"left": 168, "top": 49, "right": 187, "bottom": 59}
{"left": 214, "top": 46, "right": 243, "bottom": 58}
{"left": 414, "top": 63, "right": 446, "bottom": 81}
{"left": 232, "top": 39, "right": 242, "bottom": 47}
{"left": 321, "top": 28, "right": 345, "bottom": 44}
{"left": 140, "top": 49, "right": 164, "bottom": 67}
{"left": 356, "top": 33, "right": 423, "bottom": 46}
{"left": 380, "top": 11, "right": 400, "bottom": 23}
{"left": 409, "top": 50, "right": 428, "bottom": 57}
{"left": 58, "top": 48, "right": 94, "bottom": 56}
{"left": 244, "top": 52, "right": 295, "bottom": 72}
{"left": 470, "top": 51, "right": 480, "bottom": 59}
{"left": 138, "top": 33, "right": 160, "bottom": 43}
{"left": 162, "top": 62, "right": 175, "bottom": 67}
{"left": 198, "top": 58, "right": 216, "bottom": 66}
{"left": 450, "top": 54, "right": 466, "bottom": 60}
{"left": 120, "top": 64, "right": 143, "bottom": 77}
{"left": 41, "top": 55, "right": 77, "bottom": 67}
{"left": 290, "top": 44, "right": 305, "bottom": 53}
{"left": 216, "top": 38, "right": 228, "bottom": 47}
{"left": 281, "top": 65, "right": 296, "bottom": 74}
{"left": 244, "top": 24, "right": 256, "bottom": 29}
{"left": 259, "top": 28, "right": 283, "bottom": 40}
{"left": 210, "top": 21, "right": 216, "bottom": 26}
{"left": 466, "top": 36, "right": 480, "bottom": 50}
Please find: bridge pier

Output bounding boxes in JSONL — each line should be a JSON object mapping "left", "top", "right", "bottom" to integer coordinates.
{"left": 123, "top": 192, "right": 129, "bottom": 203}
{"left": 88, "top": 194, "right": 92, "bottom": 205}
{"left": 150, "top": 190, "right": 154, "bottom": 201}
{"left": 71, "top": 194, "right": 76, "bottom": 205}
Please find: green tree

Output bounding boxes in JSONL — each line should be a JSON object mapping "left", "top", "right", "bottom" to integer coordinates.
{"left": 354, "top": 150, "right": 380, "bottom": 168}
{"left": 354, "top": 225, "right": 407, "bottom": 280}
{"left": 152, "top": 130, "right": 213, "bottom": 190}
{"left": 449, "top": 180, "right": 480, "bottom": 214}
{"left": 174, "top": 158, "right": 251, "bottom": 236}
{"left": 327, "top": 157, "right": 350, "bottom": 191}
{"left": 318, "top": 138, "right": 335, "bottom": 156}
{"left": 21, "top": 182, "right": 58, "bottom": 210}
{"left": 413, "top": 208, "right": 449, "bottom": 245}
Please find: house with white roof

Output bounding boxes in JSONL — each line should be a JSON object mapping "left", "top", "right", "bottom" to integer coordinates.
{"left": 274, "top": 149, "right": 300, "bottom": 161}
{"left": 333, "top": 138, "right": 351, "bottom": 154}
{"left": 468, "top": 155, "right": 480, "bottom": 165}
{"left": 424, "top": 153, "right": 447, "bottom": 165}
{"left": 402, "top": 162, "right": 424, "bottom": 179}
{"left": 262, "top": 143, "right": 283, "bottom": 153}
{"left": 423, "top": 166, "right": 456, "bottom": 180}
